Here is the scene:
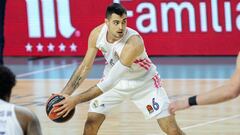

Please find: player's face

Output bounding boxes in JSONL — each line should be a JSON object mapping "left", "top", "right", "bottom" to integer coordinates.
{"left": 106, "top": 13, "right": 127, "bottom": 40}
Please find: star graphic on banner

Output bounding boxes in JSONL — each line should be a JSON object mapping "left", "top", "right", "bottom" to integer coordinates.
{"left": 36, "top": 43, "right": 44, "bottom": 52}
{"left": 25, "top": 43, "right": 33, "bottom": 52}
{"left": 59, "top": 43, "right": 66, "bottom": 52}
{"left": 70, "top": 43, "right": 77, "bottom": 52}
{"left": 48, "top": 43, "right": 55, "bottom": 52}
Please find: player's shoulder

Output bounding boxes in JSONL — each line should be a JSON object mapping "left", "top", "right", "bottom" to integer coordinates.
{"left": 90, "top": 23, "right": 105, "bottom": 37}
{"left": 127, "top": 35, "right": 144, "bottom": 46}
{"left": 15, "top": 105, "right": 37, "bottom": 122}
{"left": 125, "top": 35, "right": 144, "bottom": 54}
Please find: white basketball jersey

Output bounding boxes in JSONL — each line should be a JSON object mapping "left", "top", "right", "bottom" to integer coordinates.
{"left": 0, "top": 100, "right": 23, "bottom": 135}
{"left": 96, "top": 24, "right": 159, "bottom": 82}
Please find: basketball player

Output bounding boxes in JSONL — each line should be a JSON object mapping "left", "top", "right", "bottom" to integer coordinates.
{"left": 55, "top": 3, "right": 185, "bottom": 135}
{"left": 169, "top": 52, "right": 240, "bottom": 114}
{"left": 0, "top": 66, "right": 42, "bottom": 135}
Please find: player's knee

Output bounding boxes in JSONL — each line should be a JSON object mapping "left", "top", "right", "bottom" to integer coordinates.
{"left": 85, "top": 117, "right": 98, "bottom": 129}
{"left": 166, "top": 127, "right": 182, "bottom": 135}
{"left": 84, "top": 113, "right": 105, "bottom": 130}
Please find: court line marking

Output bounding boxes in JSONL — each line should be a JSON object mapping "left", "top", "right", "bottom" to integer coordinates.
{"left": 16, "top": 57, "right": 105, "bottom": 78}
{"left": 16, "top": 64, "right": 75, "bottom": 78}
{"left": 182, "top": 114, "right": 240, "bottom": 130}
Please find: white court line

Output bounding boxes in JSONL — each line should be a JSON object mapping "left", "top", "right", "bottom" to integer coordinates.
{"left": 182, "top": 114, "right": 240, "bottom": 130}
{"left": 16, "top": 57, "right": 105, "bottom": 78}
{"left": 16, "top": 64, "right": 75, "bottom": 78}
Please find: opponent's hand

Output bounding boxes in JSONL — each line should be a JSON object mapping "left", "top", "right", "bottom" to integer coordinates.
{"left": 53, "top": 95, "right": 77, "bottom": 118}
{"left": 236, "top": 51, "right": 240, "bottom": 70}
{"left": 168, "top": 99, "right": 190, "bottom": 115}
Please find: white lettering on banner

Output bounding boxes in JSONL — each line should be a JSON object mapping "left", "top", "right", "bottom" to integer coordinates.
{"left": 224, "top": 2, "right": 232, "bottom": 32}
{"left": 211, "top": 0, "right": 222, "bottom": 32}
{"left": 114, "top": 0, "right": 134, "bottom": 17}
{"left": 26, "top": 0, "right": 76, "bottom": 38}
{"left": 26, "top": 0, "right": 41, "bottom": 38}
{"left": 237, "top": 3, "right": 240, "bottom": 31}
{"left": 136, "top": 2, "right": 157, "bottom": 33}
{"left": 161, "top": 2, "right": 196, "bottom": 32}
{"left": 200, "top": 2, "right": 207, "bottom": 32}
{"left": 115, "top": 0, "right": 240, "bottom": 33}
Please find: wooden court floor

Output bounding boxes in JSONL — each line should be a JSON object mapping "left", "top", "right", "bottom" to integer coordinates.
{"left": 10, "top": 79, "right": 240, "bottom": 135}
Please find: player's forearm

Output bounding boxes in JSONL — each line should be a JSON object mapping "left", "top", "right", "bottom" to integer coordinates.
{"left": 192, "top": 70, "right": 240, "bottom": 106}
{"left": 196, "top": 85, "right": 231, "bottom": 105}
{"left": 61, "top": 65, "right": 91, "bottom": 95}
{"left": 73, "top": 85, "right": 103, "bottom": 104}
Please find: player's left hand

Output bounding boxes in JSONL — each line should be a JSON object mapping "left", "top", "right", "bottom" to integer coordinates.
{"left": 53, "top": 95, "right": 77, "bottom": 117}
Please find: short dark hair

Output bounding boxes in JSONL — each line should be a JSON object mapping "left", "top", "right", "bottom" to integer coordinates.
{"left": 106, "top": 3, "right": 127, "bottom": 19}
{"left": 0, "top": 66, "right": 16, "bottom": 99}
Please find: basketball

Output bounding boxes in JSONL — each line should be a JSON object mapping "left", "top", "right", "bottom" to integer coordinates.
{"left": 46, "top": 94, "right": 75, "bottom": 123}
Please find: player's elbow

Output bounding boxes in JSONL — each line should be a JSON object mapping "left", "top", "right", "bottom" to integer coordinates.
{"left": 226, "top": 84, "right": 240, "bottom": 100}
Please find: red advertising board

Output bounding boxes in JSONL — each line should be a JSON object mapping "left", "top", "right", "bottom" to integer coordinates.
{"left": 4, "top": 0, "right": 240, "bottom": 56}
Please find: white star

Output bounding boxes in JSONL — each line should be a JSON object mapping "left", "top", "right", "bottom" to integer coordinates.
{"left": 36, "top": 43, "right": 44, "bottom": 52}
{"left": 48, "top": 43, "right": 55, "bottom": 52}
{"left": 59, "top": 43, "right": 66, "bottom": 52}
{"left": 70, "top": 43, "right": 77, "bottom": 52}
{"left": 25, "top": 43, "right": 33, "bottom": 52}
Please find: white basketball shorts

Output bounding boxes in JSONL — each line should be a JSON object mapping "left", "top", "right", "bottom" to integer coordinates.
{"left": 89, "top": 75, "right": 170, "bottom": 119}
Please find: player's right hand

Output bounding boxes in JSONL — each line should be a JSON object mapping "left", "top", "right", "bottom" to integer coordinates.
{"left": 168, "top": 99, "right": 190, "bottom": 115}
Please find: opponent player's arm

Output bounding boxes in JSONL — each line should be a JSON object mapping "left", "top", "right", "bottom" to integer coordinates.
{"left": 61, "top": 29, "right": 99, "bottom": 95}
{"left": 189, "top": 53, "right": 240, "bottom": 106}
{"left": 16, "top": 106, "right": 42, "bottom": 135}
{"left": 169, "top": 52, "right": 240, "bottom": 114}
{"left": 188, "top": 52, "right": 240, "bottom": 106}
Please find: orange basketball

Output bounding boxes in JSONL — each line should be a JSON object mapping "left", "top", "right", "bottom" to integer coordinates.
{"left": 46, "top": 94, "right": 75, "bottom": 123}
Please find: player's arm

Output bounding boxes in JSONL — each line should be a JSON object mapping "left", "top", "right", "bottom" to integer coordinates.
{"left": 193, "top": 51, "right": 240, "bottom": 105}
{"left": 54, "top": 35, "right": 144, "bottom": 117}
{"left": 169, "top": 52, "right": 240, "bottom": 114}
{"left": 15, "top": 106, "right": 42, "bottom": 135}
{"left": 73, "top": 35, "right": 144, "bottom": 102}
{"left": 96, "top": 35, "right": 144, "bottom": 92}
{"left": 61, "top": 28, "right": 99, "bottom": 95}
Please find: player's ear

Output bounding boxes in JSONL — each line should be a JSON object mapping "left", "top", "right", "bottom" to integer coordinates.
{"left": 105, "top": 18, "right": 109, "bottom": 25}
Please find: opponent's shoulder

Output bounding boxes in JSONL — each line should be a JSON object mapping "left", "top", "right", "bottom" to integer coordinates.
{"left": 15, "top": 105, "right": 38, "bottom": 126}
{"left": 15, "top": 105, "right": 42, "bottom": 135}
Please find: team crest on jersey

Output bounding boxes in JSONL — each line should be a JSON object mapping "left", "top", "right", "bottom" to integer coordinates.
{"left": 92, "top": 100, "right": 99, "bottom": 108}
{"left": 92, "top": 100, "right": 105, "bottom": 109}
{"left": 146, "top": 105, "right": 154, "bottom": 114}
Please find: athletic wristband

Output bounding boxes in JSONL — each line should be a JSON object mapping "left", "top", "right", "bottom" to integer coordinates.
{"left": 188, "top": 95, "right": 198, "bottom": 106}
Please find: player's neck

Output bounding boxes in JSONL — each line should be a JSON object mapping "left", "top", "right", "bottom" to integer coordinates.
{"left": 106, "top": 32, "right": 120, "bottom": 43}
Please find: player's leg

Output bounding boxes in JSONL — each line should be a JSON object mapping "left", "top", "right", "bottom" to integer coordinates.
{"left": 131, "top": 75, "right": 185, "bottom": 134}
{"left": 83, "top": 112, "right": 105, "bottom": 135}
{"left": 157, "top": 115, "right": 185, "bottom": 135}
{"left": 84, "top": 87, "right": 125, "bottom": 135}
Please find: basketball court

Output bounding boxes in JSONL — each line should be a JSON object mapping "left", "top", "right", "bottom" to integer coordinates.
{"left": 5, "top": 55, "right": 240, "bottom": 135}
